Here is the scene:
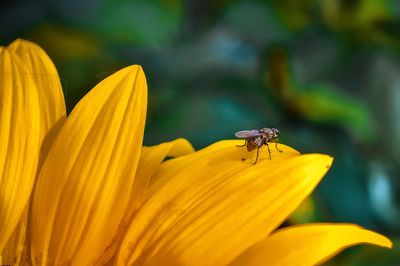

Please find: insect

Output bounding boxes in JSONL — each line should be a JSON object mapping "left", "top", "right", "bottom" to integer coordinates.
{"left": 235, "top": 127, "right": 283, "bottom": 164}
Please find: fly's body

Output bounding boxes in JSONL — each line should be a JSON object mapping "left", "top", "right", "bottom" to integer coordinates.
{"left": 235, "top": 127, "right": 282, "bottom": 164}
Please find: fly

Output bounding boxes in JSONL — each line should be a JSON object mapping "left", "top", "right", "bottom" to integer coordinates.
{"left": 235, "top": 127, "right": 283, "bottom": 164}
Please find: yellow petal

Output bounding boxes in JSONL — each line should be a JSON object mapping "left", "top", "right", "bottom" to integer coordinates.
{"left": 0, "top": 208, "right": 28, "bottom": 265}
{"left": 8, "top": 39, "right": 66, "bottom": 166}
{"left": 229, "top": 223, "right": 392, "bottom": 266}
{"left": 134, "top": 138, "right": 195, "bottom": 209}
{"left": 0, "top": 47, "right": 41, "bottom": 252}
{"left": 93, "top": 138, "right": 194, "bottom": 265}
{"left": 116, "top": 140, "right": 333, "bottom": 265}
{"left": 1, "top": 39, "right": 66, "bottom": 264}
{"left": 31, "top": 65, "right": 147, "bottom": 265}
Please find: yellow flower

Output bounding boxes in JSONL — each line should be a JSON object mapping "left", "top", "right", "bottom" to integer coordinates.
{"left": 0, "top": 40, "right": 392, "bottom": 265}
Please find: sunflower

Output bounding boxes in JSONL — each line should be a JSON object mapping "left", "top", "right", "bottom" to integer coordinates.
{"left": 0, "top": 39, "right": 392, "bottom": 266}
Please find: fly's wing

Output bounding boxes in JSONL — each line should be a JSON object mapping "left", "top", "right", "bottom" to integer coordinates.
{"left": 235, "top": 130, "right": 261, "bottom": 138}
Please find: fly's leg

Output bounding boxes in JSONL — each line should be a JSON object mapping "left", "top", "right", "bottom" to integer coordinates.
{"left": 236, "top": 139, "right": 247, "bottom": 147}
{"left": 275, "top": 139, "right": 283, "bottom": 153}
{"left": 266, "top": 142, "right": 272, "bottom": 160}
{"left": 253, "top": 146, "right": 260, "bottom": 165}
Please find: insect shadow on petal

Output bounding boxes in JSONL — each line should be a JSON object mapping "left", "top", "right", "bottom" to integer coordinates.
{"left": 235, "top": 128, "right": 283, "bottom": 165}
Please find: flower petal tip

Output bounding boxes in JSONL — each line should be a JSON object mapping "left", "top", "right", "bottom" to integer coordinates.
{"left": 363, "top": 229, "right": 393, "bottom": 250}
{"left": 125, "top": 64, "right": 144, "bottom": 74}
{"left": 9, "top": 38, "right": 41, "bottom": 51}
{"left": 307, "top": 154, "right": 334, "bottom": 171}
{"left": 379, "top": 235, "right": 393, "bottom": 249}
{"left": 333, "top": 223, "right": 393, "bottom": 250}
{"left": 168, "top": 138, "right": 195, "bottom": 157}
{"left": 327, "top": 155, "right": 334, "bottom": 168}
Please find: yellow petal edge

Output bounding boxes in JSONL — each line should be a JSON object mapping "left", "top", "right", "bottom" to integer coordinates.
{"left": 229, "top": 223, "right": 392, "bottom": 266}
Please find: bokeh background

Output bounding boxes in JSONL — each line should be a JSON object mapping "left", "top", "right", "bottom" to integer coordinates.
{"left": 1, "top": 0, "right": 400, "bottom": 264}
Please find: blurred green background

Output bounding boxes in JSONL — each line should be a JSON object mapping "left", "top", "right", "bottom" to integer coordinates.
{"left": 1, "top": 0, "right": 400, "bottom": 264}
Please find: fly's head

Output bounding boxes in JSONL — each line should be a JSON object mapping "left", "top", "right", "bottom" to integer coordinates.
{"left": 271, "top": 128, "right": 280, "bottom": 140}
